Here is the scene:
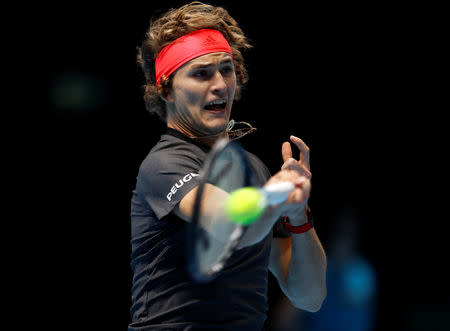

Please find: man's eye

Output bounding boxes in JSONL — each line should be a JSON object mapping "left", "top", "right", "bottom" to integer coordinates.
{"left": 193, "top": 70, "right": 208, "bottom": 77}
{"left": 221, "top": 66, "right": 234, "bottom": 75}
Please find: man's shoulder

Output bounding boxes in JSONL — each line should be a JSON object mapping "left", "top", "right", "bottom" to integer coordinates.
{"left": 139, "top": 133, "right": 205, "bottom": 175}
{"left": 152, "top": 133, "right": 206, "bottom": 157}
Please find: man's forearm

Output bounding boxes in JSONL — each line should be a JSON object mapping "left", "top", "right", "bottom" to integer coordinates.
{"left": 286, "top": 228, "right": 327, "bottom": 311}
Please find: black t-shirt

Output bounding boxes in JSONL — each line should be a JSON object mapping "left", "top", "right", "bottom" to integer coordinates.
{"left": 129, "top": 129, "right": 287, "bottom": 330}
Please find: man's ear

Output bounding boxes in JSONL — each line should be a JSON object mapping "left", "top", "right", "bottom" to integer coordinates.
{"left": 160, "top": 84, "right": 175, "bottom": 104}
{"left": 161, "top": 93, "right": 174, "bottom": 103}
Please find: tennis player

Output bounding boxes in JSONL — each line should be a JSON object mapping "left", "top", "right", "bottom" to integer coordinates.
{"left": 129, "top": 2, "right": 327, "bottom": 330}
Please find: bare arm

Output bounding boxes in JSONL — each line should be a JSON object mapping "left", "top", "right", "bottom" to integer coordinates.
{"left": 270, "top": 225, "right": 327, "bottom": 312}
{"left": 269, "top": 136, "right": 327, "bottom": 311}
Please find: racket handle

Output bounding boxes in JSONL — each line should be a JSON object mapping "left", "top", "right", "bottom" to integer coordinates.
{"left": 262, "top": 181, "right": 295, "bottom": 206}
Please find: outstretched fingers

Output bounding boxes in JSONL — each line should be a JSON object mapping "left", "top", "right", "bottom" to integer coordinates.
{"left": 280, "top": 136, "right": 312, "bottom": 179}
{"left": 281, "top": 141, "right": 293, "bottom": 162}
{"left": 290, "top": 135, "right": 310, "bottom": 170}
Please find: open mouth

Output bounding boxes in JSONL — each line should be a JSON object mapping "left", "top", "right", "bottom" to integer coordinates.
{"left": 204, "top": 99, "right": 227, "bottom": 112}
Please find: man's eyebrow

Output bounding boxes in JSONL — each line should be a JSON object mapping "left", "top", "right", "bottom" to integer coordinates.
{"left": 190, "top": 59, "right": 233, "bottom": 69}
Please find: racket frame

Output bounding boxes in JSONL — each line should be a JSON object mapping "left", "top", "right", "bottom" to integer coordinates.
{"left": 187, "top": 138, "right": 255, "bottom": 282}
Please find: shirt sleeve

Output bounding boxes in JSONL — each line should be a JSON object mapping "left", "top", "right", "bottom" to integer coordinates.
{"left": 135, "top": 148, "right": 203, "bottom": 220}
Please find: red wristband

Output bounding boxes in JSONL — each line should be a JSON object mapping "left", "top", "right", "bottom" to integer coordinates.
{"left": 283, "top": 216, "right": 313, "bottom": 234}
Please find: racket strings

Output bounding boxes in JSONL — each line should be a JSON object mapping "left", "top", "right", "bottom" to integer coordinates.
{"left": 190, "top": 138, "right": 254, "bottom": 282}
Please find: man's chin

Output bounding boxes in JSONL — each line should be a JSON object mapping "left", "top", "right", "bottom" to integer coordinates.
{"left": 204, "top": 118, "right": 229, "bottom": 134}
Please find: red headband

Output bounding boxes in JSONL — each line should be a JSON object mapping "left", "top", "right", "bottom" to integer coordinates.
{"left": 155, "top": 29, "right": 233, "bottom": 85}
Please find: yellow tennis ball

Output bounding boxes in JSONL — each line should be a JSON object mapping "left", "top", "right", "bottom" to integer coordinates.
{"left": 224, "top": 187, "right": 267, "bottom": 225}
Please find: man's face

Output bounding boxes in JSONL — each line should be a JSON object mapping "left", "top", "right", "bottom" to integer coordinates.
{"left": 165, "top": 52, "right": 236, "bottom": 137}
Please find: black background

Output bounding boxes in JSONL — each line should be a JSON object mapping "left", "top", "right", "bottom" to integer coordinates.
{"left": 22, "top": 1, "right": 447, "bottom": 330}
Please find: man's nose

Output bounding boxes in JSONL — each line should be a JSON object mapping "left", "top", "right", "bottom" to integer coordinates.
{"left": 210, "top": 71, "right": 227, "bottom": 95}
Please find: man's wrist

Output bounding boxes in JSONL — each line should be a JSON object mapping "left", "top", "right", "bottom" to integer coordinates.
{"left": 282, "top": 206, "right": 314, "bottom": 234}
{"left": 283, "top": 216, "right": 313, "bottom": 234}
{"left": 286, "top": 212, "right": 308, "bottom": 226}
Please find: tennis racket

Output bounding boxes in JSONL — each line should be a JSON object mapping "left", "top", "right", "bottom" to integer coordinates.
{"left": 187, "top": 138, "right": 295, "bottom": 283}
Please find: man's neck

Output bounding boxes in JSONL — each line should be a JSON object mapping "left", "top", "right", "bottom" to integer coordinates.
{"left": 167, "top": 123, "right": 229, "bottom": 147}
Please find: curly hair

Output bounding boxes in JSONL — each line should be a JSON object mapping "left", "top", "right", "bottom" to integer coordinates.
{"left": 137, "top": 1, "right": 252, "bottom": 122}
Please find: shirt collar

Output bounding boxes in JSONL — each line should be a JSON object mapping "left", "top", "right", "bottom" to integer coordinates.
{"left": 165, "top": 128, "right": 212, "bottom": 153}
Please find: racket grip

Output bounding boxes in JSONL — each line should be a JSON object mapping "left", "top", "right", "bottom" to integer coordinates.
{"left": 262, "top": 181, "right": 295, "bottom": 205}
